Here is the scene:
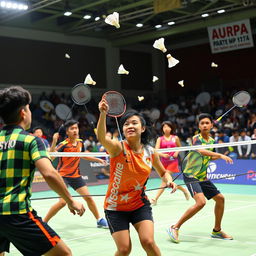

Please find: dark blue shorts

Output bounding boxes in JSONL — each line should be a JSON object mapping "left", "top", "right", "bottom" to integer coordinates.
{"left": 0, "top": 210, "right": 60, "bottom": 255}
{"left": 183, "top": 176, "right": 220, "bottom": 200}
{"left": 63, "top": 176, "right": 87, "bottom": 190}
{"left": 105, "top": 203, "right": 153, "bottom": 234}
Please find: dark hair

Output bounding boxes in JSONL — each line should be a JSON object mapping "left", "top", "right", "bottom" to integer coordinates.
{"left": 64, "top": 120, "right": 79, "bottom": 130}
{"left": 0, "top": 86, "right": 31, "bottom": 124}
{"left": 32, "top": 126, "right": 44, "bottom": 134}
{"left": 198, "top": 113, "right": 213, "bottom": 123}
{"left": 161, "top": 121, "right": 176, "bottom": 135}
{"left": 120, "top": 110, "right": 155, "bottom": 145}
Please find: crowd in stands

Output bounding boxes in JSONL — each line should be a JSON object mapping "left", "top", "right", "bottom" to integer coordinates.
{"left": 1, "top": 88, "right": 255, "bottom": 160}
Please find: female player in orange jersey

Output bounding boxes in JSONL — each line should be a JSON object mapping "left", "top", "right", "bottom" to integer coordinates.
{"left": 97, "top": 96, "right": 177, "bottom": 256}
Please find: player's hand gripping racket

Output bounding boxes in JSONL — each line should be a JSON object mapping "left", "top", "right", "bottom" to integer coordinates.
{"left": 103, "top": 91, "right": 127, "bottom": 156}
{"left": 215, "top": 90, "right": 250, "bottom": 123}
{"left": 147, "top": 151, "right": 204, "bottom": 192}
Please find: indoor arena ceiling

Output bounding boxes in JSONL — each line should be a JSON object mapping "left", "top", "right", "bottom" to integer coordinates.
{"left": 0, "top": 0, "right": 256, "bottom": 46}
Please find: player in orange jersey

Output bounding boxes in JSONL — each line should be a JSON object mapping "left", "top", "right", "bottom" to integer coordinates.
{"left": 97, "top": 97, "right": 177, "bottom": 256}
{"left": 44, "top": 120, "right": 108, "bottom": 229}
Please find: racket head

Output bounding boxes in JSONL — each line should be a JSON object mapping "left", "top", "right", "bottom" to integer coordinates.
{"left": 232, "top": 90, "right": 250, "bottom": 107}
{"left": 55, "top": 104, "right": 72, "bottom": 120}
{"left": 71, "top": 83, "right": 91, "bottom": 105}
{"left": 181, "top": 151, "right": 204, "bottom": 180}
{"left": 103, "top": 91, "right": 126, "bottom": 117}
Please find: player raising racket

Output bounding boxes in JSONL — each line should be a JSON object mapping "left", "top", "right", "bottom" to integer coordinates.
{"left": 167, "top": 113, "right": 233, "bottom": 243}
{"left": 97, "top": 93, "right": 177, "bottom": 256}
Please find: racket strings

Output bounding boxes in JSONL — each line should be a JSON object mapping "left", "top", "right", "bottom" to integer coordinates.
{"left": 71, "top": 83, "right": 91, "bottom": 105}
{"left": 104, "top": 92, "right": 126, "bottom": 117}
{"left": 233, "top": 91, "right": 251, "bottom": 107}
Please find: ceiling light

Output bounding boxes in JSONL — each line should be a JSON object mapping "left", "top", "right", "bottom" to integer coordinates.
{"left": 217, "top": 9, "right": 225, "bottom": 14}
{"left": 83, "top": 14, "right": 91, "bottom": 19}
{"left": 167, "top": 21, "right": 175, "bottom": 26}
{"left": 0, "top": 1, "right": 6, "bottom": 7}
{"left": 155, "top": 24, "right": 162, "bottom": 29}
{"left": 201, "top": 13, "right": 209, "bottom": 18}
{"left": 64, "top": 11, "right": 72, "bottom": 16}
{"left": 0, "top": 1, "right": 28, "bottom": 10}
{"left": 136, "top": 23, "right": 143, "bottom": 27}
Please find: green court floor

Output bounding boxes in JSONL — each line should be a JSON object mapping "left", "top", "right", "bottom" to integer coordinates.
{"left": 9, "top": 178, "right": 256, "bottom": 256}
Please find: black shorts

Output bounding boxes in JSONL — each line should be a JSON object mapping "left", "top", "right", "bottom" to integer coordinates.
{"left": 63, "top": 176, "right": 86, "bottom": 190}
{"left": 184, "top": 176, "right": 220, "bottom": 200}
{"left": 105, "top": 204, "right": 153, "bottom": 234}
{"left": 0, "top": 210, "right": 60, "bottom": 255}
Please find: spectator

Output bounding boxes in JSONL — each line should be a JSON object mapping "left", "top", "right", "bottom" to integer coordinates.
{"left": 237, "top": 129, "right": 251, "bottom": 159}
{"left": 32, "top": 126, "right": 50, "bottom": 151}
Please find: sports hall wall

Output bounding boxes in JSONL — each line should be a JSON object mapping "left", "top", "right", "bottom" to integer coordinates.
{"left": 166, "top": 35, "right": 256, "bottom": 97}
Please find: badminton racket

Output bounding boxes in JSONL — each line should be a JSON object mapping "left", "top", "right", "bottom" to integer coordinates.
{"left": 56, "top": 83, "right": 92, "bottom": 133}
{"left": 215, "top": 91, "right": 250, "bottom": 123}
{"left": 103, "top": 91, "right": 127, "bottom": 155}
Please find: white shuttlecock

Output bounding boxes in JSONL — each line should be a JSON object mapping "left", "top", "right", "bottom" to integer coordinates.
{"left": 138, "top": 96, "right": 144, "bottom": 101}
{"left": 178, "top": 80, "right": 184, "bottom": 87}
{"left": 153, "top": 38, "right": 167, "bottom": 53}
{"left": 211, "top": 62, "right": 218, "bottom": 68}
{"left": 84, "top": 74, "right": 96, "bottom": 85}
{"left": 166, "top": 54, "right": 179, "bottom": 68}
{"left": 118, "top": 64, "right": 129, "bottom": 75}
{"left": 152, "top": 76, "right": 159, "bottom": 82}
{"left": 105, "top": 12, "right": 120, "bottom": 29}
{"left": 65, "top": 53, "right": 70, "bottom": 59}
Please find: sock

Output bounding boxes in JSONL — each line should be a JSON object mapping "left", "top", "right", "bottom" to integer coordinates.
{"left": 213, "top": 228, "right": 221, "bottom": 232}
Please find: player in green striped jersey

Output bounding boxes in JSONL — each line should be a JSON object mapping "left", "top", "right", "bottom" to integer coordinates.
{"left": 0, "top": 86, "right": 85, "bottom": 256}
{"left": 167, "top": 113, "right": 233, "bottom": 243}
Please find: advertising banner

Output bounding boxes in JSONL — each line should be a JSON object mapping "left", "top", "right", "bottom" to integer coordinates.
{"left": 206, "top": 160, "right": 256, "bottom": 185}
{"left": 207, "top": 19, "right": 254, "bottom": 53}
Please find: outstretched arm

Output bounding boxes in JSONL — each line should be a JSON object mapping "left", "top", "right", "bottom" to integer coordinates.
{"left": 152, "top": 151, "right": 177, "bottom": 193}
{"left": 198, "top": 149, "right": 233, "bottom": 164}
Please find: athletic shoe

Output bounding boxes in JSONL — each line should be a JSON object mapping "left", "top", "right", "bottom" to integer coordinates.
{"left": 97, "top": 218, "right": 109, "bottom": 229}
{"left": 166, "top": 225, "right": 180, "bottom": 243}
{"left": 211, "top": 230, "right": 233, "bottom": 240}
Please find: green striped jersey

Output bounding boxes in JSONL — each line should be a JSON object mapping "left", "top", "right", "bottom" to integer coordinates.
{"left": 192, "top": 133, "right": 215, "bottom": 181}
{"left": 0, "top": 125, "right": 50, "bottom": 215}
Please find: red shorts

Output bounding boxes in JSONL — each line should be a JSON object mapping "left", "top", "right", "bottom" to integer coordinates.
{"left": 163, "top": 160, "right": 179, "bottom": 173}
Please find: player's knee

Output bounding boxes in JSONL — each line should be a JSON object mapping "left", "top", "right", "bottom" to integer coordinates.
{"left": 140, "top": 238, "right": 155, "bottom": 250}
{"left": 215, "top": 193, "right": 225, "bottom": 203}
{"left": 60, "top": 246, "right": 72, "bottom": 256}
{"left": 84, "top": 195, "right": 93, "bottom": 203}
{"left": 196, "top": 200, "right": 206, "bottom": 209}
{"left": 117, "top": 246, "right": 131, "bottom": 255}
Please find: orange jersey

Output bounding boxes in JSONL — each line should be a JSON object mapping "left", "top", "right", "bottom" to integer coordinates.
{"left": 104, "top": 141, "right": 155, "bottom": 211}
{"left": 56, "top": 138, "right": 85, "bottom": 178}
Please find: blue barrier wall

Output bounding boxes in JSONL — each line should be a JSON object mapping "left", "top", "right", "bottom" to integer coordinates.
{"left": 206, "top": 160, "right": 256, "bottom": 185}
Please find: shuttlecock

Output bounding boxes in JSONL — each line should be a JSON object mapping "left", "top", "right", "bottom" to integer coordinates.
{"left": 118, "top": 64, "right": 129, "bottom": 75}
{"left": 211, "top": 62, "right": 218, "bottom": 68}
{"left": 138, "top": 96, "right": 144, "bottom": 101}
{"left": 167, "top": 54, "right": 179, "bottom": 68}
{"left": 152, "top": 76, "right": 159, "bottom": 82}
{"left": 153, "top": 38, "right": 167, "bottom": 53}
{"left": 178, "top": 80, "right": 184, "bottom": 87}
{"left": 105, "top": 12, "right": 120, "bottom": 29}
{"left": 84, "top": 74, "right": 96, "bottom": 85}
{"left": 65, "top": 53, "right": 70, "bottom": 59}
